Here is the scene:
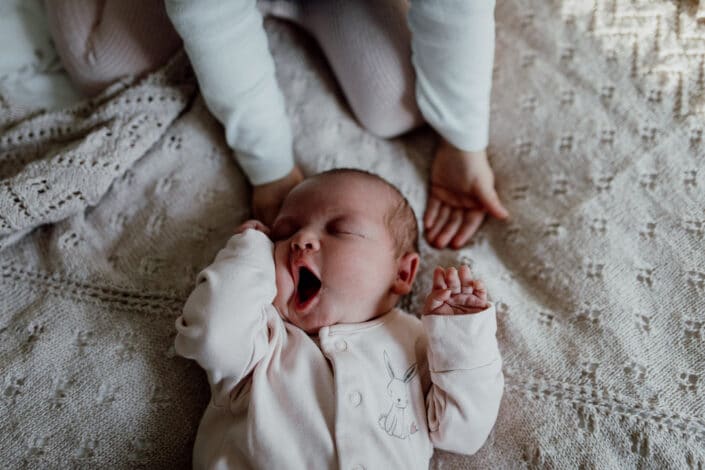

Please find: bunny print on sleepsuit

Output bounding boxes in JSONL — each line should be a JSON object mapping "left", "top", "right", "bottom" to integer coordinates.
{"left": 379, "top": 350, "right": 419, "bottom": 439}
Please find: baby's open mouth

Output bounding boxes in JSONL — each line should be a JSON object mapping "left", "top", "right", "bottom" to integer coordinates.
{"left": 295, "top": 266, "right": 321, "bottom": 309}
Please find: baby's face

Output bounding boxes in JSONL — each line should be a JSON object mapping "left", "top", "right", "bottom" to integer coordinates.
{"left": 271, "top": 174, "right": 400, "bottom": 334}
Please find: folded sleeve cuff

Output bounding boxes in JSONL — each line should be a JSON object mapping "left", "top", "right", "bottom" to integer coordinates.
{"left": 422, "top": 303, "right": 499, "bottom": 372}
{"left": 236, "top": 146, "right": 295, "bottom": 186}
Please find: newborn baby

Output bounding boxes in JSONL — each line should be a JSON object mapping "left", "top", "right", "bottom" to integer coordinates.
{"left": 176, "top": 169, "right": 503, "bottom": 469}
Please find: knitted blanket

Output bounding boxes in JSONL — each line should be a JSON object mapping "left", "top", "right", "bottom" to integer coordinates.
{"left": 1, "top": 1, "right": 703, "bottom": 467}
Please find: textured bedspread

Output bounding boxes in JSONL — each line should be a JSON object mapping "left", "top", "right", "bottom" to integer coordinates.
{"left": 1, "top": 1, "right": 704, "bottom": 468}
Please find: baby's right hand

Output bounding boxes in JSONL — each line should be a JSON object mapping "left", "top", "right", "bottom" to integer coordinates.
{"left": 236, "top": 219, "right": 270, "bottom": 236}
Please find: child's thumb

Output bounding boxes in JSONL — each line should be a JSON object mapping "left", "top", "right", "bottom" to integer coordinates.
{"left": 478, "top": 183, "right": 509, "bottom": 220}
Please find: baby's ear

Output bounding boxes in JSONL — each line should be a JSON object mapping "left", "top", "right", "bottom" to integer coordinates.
{"left": 391, "top": 252, "right": 419, "bottom": 295}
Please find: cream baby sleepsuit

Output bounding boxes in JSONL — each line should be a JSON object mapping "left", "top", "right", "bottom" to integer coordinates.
{"left": 176, "top": 230, "right": 504, "bottom": 469}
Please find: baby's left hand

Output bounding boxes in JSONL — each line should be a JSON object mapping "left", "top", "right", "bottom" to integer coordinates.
{"left": 423, "top": 265, "right": 489, "bottom": 315}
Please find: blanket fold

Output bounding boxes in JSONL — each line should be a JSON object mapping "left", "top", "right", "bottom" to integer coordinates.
{"left": 0, "top": 53, "right": 196, "bottom": 251}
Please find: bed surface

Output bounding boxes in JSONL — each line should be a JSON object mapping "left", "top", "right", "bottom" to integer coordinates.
{"left": 1, "top": 1, "right": 704, "bottom": 467}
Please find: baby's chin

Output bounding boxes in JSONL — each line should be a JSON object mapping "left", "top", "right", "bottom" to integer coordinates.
{"left": 282, "top": 305, "right": 336, "bottom": 335}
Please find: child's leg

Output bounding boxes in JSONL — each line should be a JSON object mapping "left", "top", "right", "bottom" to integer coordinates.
{"left": 262, "top": 0, "right": 424, "bottom": 138}
{"left": 45, "top": 0, "right": 182, "bottom": 96}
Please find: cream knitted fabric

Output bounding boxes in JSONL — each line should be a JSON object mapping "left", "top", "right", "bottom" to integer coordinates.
{"left": 0, "top": 1, "right": 704, "bottom": 468}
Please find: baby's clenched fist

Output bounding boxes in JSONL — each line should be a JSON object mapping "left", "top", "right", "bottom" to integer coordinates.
{"left": 423, "top": 265, "right": 489, "bottom": 315}
{"left": 235, "top": 219, "right": 270, "bottom": 236}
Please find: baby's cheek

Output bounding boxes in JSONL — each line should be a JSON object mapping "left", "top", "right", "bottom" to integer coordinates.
{"left": 272, "top": 248, "right": 293, "bottom": 313}
{"left": 275, "top": 263, "right": 291, "bottom": 291}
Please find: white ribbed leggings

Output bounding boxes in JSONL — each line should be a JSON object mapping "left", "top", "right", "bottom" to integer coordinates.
{"left": 45, "top": 0, "right": 424, "bottom": 138}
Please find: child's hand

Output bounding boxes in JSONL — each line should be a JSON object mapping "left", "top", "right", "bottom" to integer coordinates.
{"left": 423, "top": 265, "right": 489, "bottom": 315}
{"left": 236, "top": 219, "right": 271, "bottom": 236}
{"left": 424, "top": 139, "right": 509, "bottom": 249}
{"left": 252, "top": 166, "right": 304, "bottom": 226}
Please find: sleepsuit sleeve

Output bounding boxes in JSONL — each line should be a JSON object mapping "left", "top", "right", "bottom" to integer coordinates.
{"left": 422, "top": 303, "right": 504, "bottom": 454}
{"left": 175, "top": 229, "right": 277, "bottom": 399}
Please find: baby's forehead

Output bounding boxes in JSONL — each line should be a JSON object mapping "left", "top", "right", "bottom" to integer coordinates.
{"left": 282, "top": 173, "right": 397, "bottom": 217}
{"left": 301, "top": 172, "right": 394, "bottom": 199}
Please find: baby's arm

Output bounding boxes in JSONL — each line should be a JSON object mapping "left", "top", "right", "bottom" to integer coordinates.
{"left": 175, "top": 227, "right": 276, "bottom": 399}
{"left": 422, "top": 266, "right": 504, "bottom": 454}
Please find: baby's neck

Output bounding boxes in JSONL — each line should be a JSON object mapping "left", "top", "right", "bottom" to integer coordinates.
{"left": 304, "top": 307, "right": 398, "bottom": 337}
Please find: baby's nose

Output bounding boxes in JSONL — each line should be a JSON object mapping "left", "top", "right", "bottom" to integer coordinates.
{"left": 291, "top": 233, "right": 320, "bottom": 252}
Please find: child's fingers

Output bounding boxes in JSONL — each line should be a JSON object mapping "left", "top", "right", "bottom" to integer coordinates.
{"left": 434, "top": 208, "right": 463, "bottom": 248}
{"left": 477, "top": 181, "right": 510, "bottom": 220}
{"left": 450, "top": 210, "right": 485, "bottom": 249}
{"left": 424, "top": 197, "right": 441, "bottom": 229}
{"left": 433, "top": 267, "right": 447, "bottom": 290}
{"left": 427, "top": 205, "right": 451, "bottom": 241}
{"left": 445, "top": 267, "right": 460, "bottom": 293}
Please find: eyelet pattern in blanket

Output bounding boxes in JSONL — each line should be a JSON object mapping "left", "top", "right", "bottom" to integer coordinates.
{"left": 0, "top": 1, "right": 704, "bottom": 468}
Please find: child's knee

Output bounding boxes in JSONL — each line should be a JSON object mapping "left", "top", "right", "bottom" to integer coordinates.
{"left": 353, "top": 97, "right": 424, "bottom": 139}
{"left": 46, "top": 0, "right": 180, "bottom": 95}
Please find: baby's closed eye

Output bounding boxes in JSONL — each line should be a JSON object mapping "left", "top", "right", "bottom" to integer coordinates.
{"left": 327, "top": 219, "right": 365, "bottom": 238}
